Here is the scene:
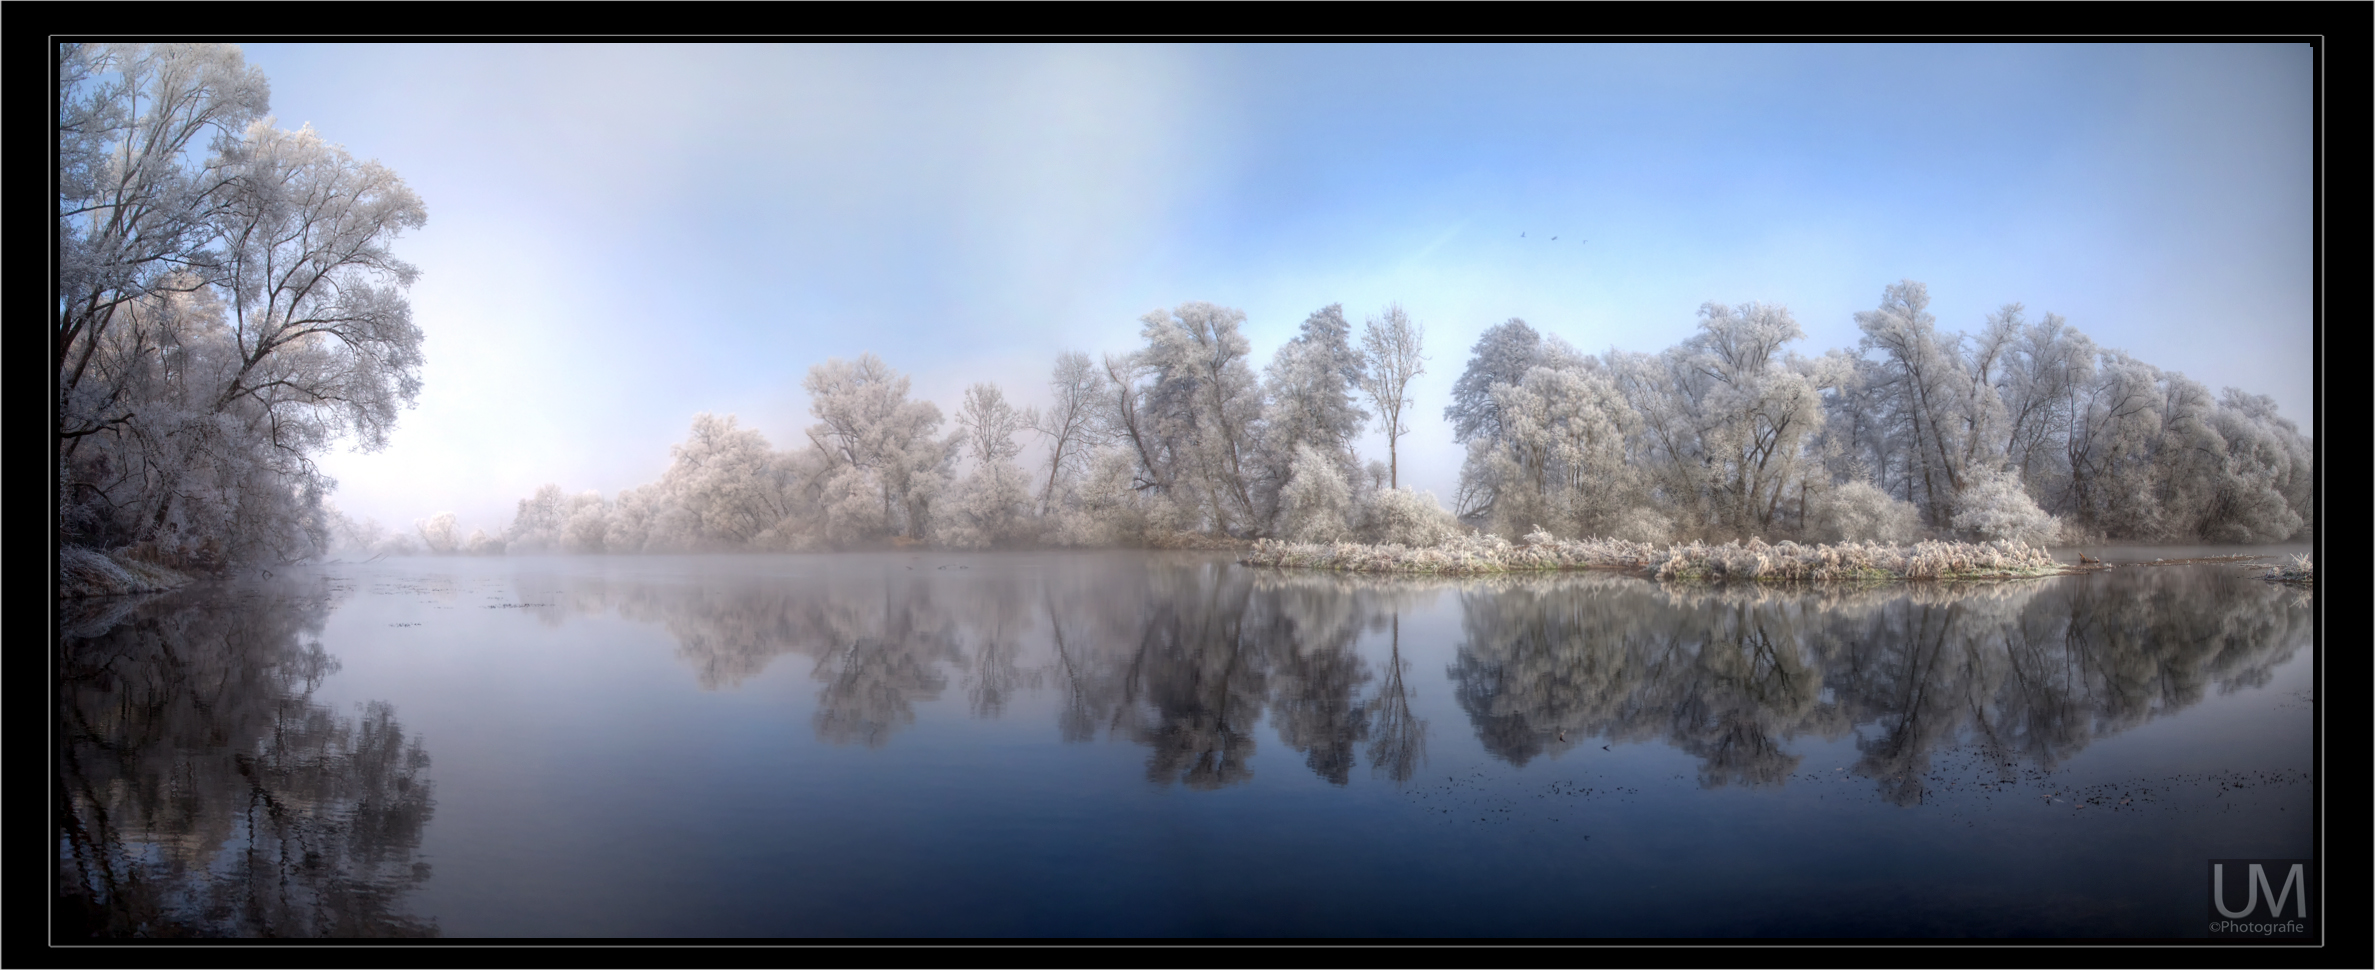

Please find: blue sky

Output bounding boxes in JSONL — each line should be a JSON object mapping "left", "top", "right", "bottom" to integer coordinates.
{"left": 237, "top": 43, "right": 2317, "bottom": 535}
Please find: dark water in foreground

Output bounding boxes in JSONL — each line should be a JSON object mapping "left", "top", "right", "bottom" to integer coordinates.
{"left": 56, "top": 550, "right": 2317, "bottom": 938}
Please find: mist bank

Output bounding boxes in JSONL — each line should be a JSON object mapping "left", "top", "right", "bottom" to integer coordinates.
{"left": 348, "top": 281, "right": 2311, "bottom": 560}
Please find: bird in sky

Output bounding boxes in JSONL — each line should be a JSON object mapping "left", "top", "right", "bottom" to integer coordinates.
{"left": 1551, "top": 236, "right": 1558, "bottom": 241}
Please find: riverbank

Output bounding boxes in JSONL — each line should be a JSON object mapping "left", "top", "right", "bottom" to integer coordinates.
{"left": 1241, "top": 531, "right": 2069, "bottom": 581}
{"left": 58, "top": 546, "right": 196, "bottom": 599}
{"left": 2262, "top": 555, "right": 2314, "bottom": 586}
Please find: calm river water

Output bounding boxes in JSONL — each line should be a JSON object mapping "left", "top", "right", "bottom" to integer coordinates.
{"left": 56, "top": 548, "right": 2318, "bottom": 938}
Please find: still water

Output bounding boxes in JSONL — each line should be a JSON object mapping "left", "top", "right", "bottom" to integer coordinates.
{"left": 56, "top": 549, "right": 2316, "bottom": 938}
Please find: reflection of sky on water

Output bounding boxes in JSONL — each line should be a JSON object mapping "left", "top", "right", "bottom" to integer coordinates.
{"left": 68, "top": 552, "right": 2314, "bottom": 937}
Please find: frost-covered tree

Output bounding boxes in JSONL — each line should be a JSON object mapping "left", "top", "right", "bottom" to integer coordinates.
{"left": 1665, "top": 302, "right": 1831, "bottom": 536}
{"left": 1358, "top": 303, "right": 1427, "bottom": 489}
{"left": 1854, "top": 281, "right": 1975, "bottom": 527}
{"left": 938, "top": 462, "right": 1035, "bottom": 549}
{"left": 1807, "top": 480, "right": 1921, "bottom": 544}
{"left": 1950, "top": 466, "right": 2060, "bottom": 547}
{"left": 561, "top": 491, "right": 611, "bottom": 554}
{"left": 802, "top": 354, "right": 955, "bottom": 544}
{"left": 57, "top": 44, "right": 425, "bottom": 569}
{"left": 1481, "top": 364, "right": 1641, "bottom": 539}
{"left": 655, "top": 414, "right": 804, "bottom": 546}
{"left": 1103, "top": 303, "right": 1267, "bottom": 536}
{"left": 1360, "top": 487, "right": 1463, "bottom": 547}
{"left": 602, "top": 483, "right": 685, "bottom": 554}
{"left": 324, "top": 507, "right": 386, "bottom": 556}
{"left": 1263, "top": 304, "right": 1369, "bottom": 491}
{"left": 2063, "top": 350, "right": 2165, "bottom": 539}
{"left": 1444, "top": 318, "right": 1544, "bottom": 448}
{"left": 1993, "top": 309, "right": 2096, "bottom": 505}
{"left": 939, "top": 383, "right": 1038, "bottom": 548}
{"left": 1278, "top": 443, "right": 1355, "bottom": 543}
{"left": 1031, "top": 351, "right": 1107, "bottom": 516}
{"left": 2199, "top": 389, "right": 2313, "bottom": 542}
{"left": 58, "top": 43, "right": 269, "bottom": 417}
{"left": 414, "top": 512, "right": 458, "bottom": 555}
{"left": 503, "top": 484, "right": 570, "bottom": 553}
{"left": 955, "top": 382, "right": 1033, "bottom": 468}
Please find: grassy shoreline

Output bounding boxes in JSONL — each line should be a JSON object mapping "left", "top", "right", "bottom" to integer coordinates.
{"left": 1241, "top": 531, "right": 2071, "bottom": 582}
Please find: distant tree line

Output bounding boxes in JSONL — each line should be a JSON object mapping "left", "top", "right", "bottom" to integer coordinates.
{"left": 351, "top": 302, "right": 1449, "bottom": 556}
{"left": 351, "top": 278, "right": 2311, "bottom": 558}
{"left": 1443, "top": 280, "right": 2311, "bottom": 547}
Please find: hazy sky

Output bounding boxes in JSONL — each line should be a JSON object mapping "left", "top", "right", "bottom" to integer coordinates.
{"left": 238, "top": 43, "right": 2317, "bottom": 535}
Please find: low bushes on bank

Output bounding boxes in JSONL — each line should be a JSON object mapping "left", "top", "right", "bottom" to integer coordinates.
{"left": 2262, "top": 555, "right": 2314, "bottom": 586}
{"left": 1242, "top": 530, "right": 2065, "bottom": 582}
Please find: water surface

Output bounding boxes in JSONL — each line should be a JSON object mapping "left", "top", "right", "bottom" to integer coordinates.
{"left": 57, "top": 549, "right": 2317, "bottom": 938}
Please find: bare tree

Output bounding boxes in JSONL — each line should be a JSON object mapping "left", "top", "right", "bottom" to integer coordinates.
{"left": 1358, "top": 303, "right": 1427, "bottom": 489}
{"left": 1031, "top": 351, "right": 1106, "bottom": 515}
{"left": 955, "top": 382, "right": 1034, "bottom": 468}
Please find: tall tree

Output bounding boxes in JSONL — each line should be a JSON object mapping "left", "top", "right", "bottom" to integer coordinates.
{"left": 57, "top": 43, "right": 269, "bottom": 410}
{"left": 653, "top": 414, "right": 802, "bottom": 546}
{"left": 1110, "top": 303, "right": 1266, "bottom": 535}
{"left": 58, "top": 44, "right": 426, "bottom": 567}
{"left": 942, "top": 383, "right": 1038, "bottom": 548}
{"left": 1854, "top": 281, "right": 1969, "bottom": 526}
{"left": 1443, "top": 318, "right": 1541, "bottom": 447}
{"left": 1358, "top": 302, "right": 1427, "bottom": 490}
{"left": 802, "top": 354, "right": 955, "bottom": 543}
{"left": 1030, "top": 351, "right": 1106, "bottom": 516}
{"left": 1262, "top": 304, "right": 1370, "bottom": 486}
{"left": 1675, "top": 302, "right": 1828, "bottom": 535}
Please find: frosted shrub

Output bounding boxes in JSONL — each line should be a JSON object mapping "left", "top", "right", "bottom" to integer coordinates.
{"left": 1246, "top": 532, "right": 2061, "bottom": 582}
{"left": 463, "top": 528, "right": 505, "bottom": 556}
{"left": 1609, "top": 506, "right": 1674, "bottom": 545}
{"left": 1278, "top": 443, "right": 1354, "bottom": 543}
{"left": 1242, "top": 530, "right": 1655, "bottom": 575}
{"left": 2262, "top": 555, "right": 2313, "bottom": 586}
{"left": 935, "top": 462, "right": 1036, "bottom": 549}
{"left": 1361, "top": 487, "right": 1462, "bottom": 548}
{"left": 1810, "top": 481, "right": 1920, "bottom": 544}
{"left": 1074, "top": 449, "right": 1152, "bottom": 545}
{"left": 1648, "top": 537, "right": 2059, "bottom": 582}
{"left": 1950, "top": 467, "right": 2060, "bottom": 547}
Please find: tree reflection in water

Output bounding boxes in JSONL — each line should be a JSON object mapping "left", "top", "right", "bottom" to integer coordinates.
{"left": 55, "top": 582, "right": 437, "bottom": 938}
{"left": 1449, "top": 567, "right": 2309, "bottom": 802}
{"left": 512, "top": 555, "right": 2303, "bottom": 801}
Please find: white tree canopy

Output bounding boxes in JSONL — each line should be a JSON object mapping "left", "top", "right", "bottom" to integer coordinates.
{"left": 57, "top": 43, "right": 425, "bottom": 568}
